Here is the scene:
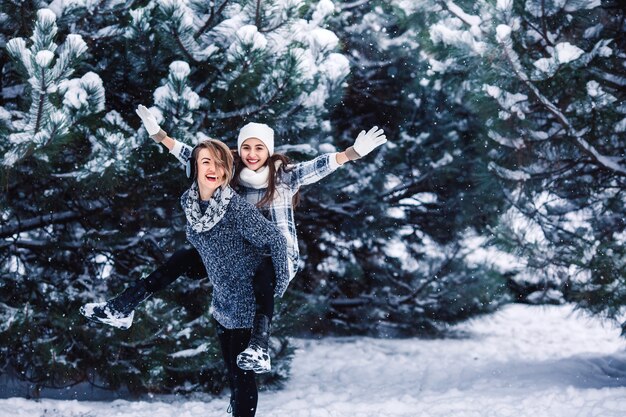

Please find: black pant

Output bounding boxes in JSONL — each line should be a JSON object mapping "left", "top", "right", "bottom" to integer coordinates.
{"left": 142, "top": 247, "right": 275, "bottom": 416}
{"left": 142, "top": 247, "right": 276, "bottom": 319}
{"left": 216, "top": 321, "right": 258, "bottom": 417}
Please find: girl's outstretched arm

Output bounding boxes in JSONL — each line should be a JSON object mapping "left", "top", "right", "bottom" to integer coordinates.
{"left": 135, "top": 104, "right": 193, "bottom": 166}
{"left": 287, "top": 126, "right": 387, "bottom": 189}
{"left": 343, "top": 126, "right": 387, "bottom": 162}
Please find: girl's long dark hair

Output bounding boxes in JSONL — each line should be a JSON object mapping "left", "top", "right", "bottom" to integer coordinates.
{"left": 231, "top": 151, "right": 301, "bottom": 209}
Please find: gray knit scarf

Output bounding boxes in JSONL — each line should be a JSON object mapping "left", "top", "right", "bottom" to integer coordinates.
{"left": 183, "top": 182, "right": 235, "bottom": 233}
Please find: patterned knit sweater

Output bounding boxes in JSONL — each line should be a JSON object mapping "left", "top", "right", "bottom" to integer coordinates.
{"left": 182, "top": 190, "right": 289, "bottom": 329}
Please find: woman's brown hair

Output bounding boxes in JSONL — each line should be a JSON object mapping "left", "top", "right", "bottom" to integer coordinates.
{"left": 231, "top": 151, "right": 301, "bottom": 209}
{"left": 191, "top": 139, "right": 234, "bottom": 188}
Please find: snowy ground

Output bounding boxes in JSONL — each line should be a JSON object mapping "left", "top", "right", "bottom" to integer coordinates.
{"left": 1, "top": 304, "right": 625, "bottom": 417}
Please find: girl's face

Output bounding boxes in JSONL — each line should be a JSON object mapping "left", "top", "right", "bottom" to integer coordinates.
{"left": 196, "top": 148, "right": 226, "bottom": 191}
{"left": 240, "top": 138, "right": 269, "bottom": 171}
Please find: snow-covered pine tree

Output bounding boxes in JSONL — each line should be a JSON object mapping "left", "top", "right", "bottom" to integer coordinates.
{"left": 420, "top": 1, "right": 625, "bottom": 324}
{"left": 0, "top": 7, "right": 122, "bottom": 394}
{"left": 1, "top": 0, "right": 346, "bottom": 394}
{"left": 3, "top": 8, "right": 99, "bottom": 166}
{"left": 145, "top": 0, "right": 349, "bottom": 138}
{"left": 279, "top": 0, "right": 511, "bottom": 337}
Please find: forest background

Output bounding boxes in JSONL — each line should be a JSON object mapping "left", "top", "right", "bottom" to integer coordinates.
{"left": 0, "top": 0, "right": 624, "bottom": 396}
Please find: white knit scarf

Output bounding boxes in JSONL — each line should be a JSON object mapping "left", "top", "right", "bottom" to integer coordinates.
{"left": 183, "top": 182, "right": 234, "bottom": 233}
{"left": 238, "top": 165, "right": 270, "bottom": 189}
{"left": 238, "top": 161, "right": 283, "bottom": 189}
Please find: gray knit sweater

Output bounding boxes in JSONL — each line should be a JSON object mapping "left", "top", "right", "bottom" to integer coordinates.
{"left": 182, "top": 190, "right": 289, "bottom": 329}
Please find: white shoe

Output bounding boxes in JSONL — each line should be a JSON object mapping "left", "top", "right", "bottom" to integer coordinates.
{"left": 80, "top": 302, "right": 135, "bottom": 330}
{"left": 236, "top": 345, "right": 271, "bottom": 373}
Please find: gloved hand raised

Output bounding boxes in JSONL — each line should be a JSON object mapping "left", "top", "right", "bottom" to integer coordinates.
{"left": 346, "top": 126, "right": 387, "bottom": 160}
{"left": 136, "top": 104, "right": 167, "bottom": 142}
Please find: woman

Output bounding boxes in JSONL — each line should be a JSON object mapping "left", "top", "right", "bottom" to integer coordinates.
{"left": 81, "top": 105, "right": 387, "bottom": 373}
{"left": 182, "top": 138, "right": 287, "bottom": 417}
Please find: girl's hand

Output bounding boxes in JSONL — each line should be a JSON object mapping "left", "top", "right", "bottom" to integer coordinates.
{"left": 136, "top": 105, "right": 166, "bottom": 142}
{"left": 347, "top": 126, "right": 387, "bottom": 159}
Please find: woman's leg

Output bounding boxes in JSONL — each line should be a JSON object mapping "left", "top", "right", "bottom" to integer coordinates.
{"left": 216, "top": 323, "right": 236, "bottom": 412}
{"left": 81, "top": 247, "right": 206, "bottom": 328}
{"left": 216, "top": 322, "right": 258, "bottom": 417}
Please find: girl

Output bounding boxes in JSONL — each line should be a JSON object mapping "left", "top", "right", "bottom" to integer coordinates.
{"left": 81, "top": 105, "right": 387, "bottom": 374}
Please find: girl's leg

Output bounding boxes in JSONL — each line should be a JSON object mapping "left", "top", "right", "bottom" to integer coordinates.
{"left": 81, "top": 247, "right": 206, "bottom": 329}
{"left": 143, "top": 246, "right": 206, "bottom": 292}
{"left": 251, "top": 256, "right": 276, "bottom": 320}
{"left": 216, "top": 321, "right": 258, "bottom": 417}
{"left": 236, "top": 256, "right": 275, "bottom": 373}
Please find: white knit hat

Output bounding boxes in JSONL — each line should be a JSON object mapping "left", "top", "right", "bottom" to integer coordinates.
{"left": 237, "top": 122, "right": 274, "bottom": 156}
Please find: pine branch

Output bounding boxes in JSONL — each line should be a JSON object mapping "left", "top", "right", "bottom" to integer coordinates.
{"left": 4, "top": 239, "right": 83, "bottom": 249}
{"left": 259, "top": 19, "right": 290, "bottom": 34}
{"left": 388, "top": 246, "right": 459, "bottom": 307}
{"left": 202, "top": 76, "right": 287, "bottom": 121}
{"left": 540, "top": 0, "right": 548, "bottom": 39}
{"left": 382, "top": 171, "right": 433, "bottom": 203}
{"left": 522, "top": 16, "right": 554, "bottom": 47}
{"left": 34, "top": 67, "right": 46, "bottom": 133}
{"left": 328, "top": 250, "right": 459, "bottom": 311}
{"left": 492, "top": 41, "right": 626, "bottom": 176}
{"left": 194, "top": 0, "right": 230, "bottom": 40}
{"left": 504, "top": 191, "right": 596, "bottom": 248}
{"left": 329, "top": 297, "right": 372, "bottom": 308}
{"left": 438, "top": 0, "right": 480, "bottom": 28}
{"left": 317, "top": 200, "right": 362, "bottom": 216}
{"left": 172, "top": 26, "right": 199, "bottom": 65}
{"left": 0, "top": 202, "right": 109, "bottom": 239}
{"left": 338, "top": 0, "right": 370, "bottom": 11}
{"left": 255, "top": 0, "right": 262, "bottom": 29}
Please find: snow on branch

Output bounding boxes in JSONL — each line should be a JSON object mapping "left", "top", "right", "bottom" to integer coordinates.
{"left": 0, "top": 201, "right": 109, "bottom": 239}
{"left": 445, "top": 1, "right": 481, "bottom": 27}
{"left": 3, "top": 8, "right": 103, "bottom": 168}
{"left": 430, "top": 1, "right": 486, "bottom": 55}
{"left": 496, "top": 34, "right": 626, "bottom": 176}
{"left": 488, "top": 161, "right": 531, "bottom": 181}
{"left": 158, "top": 0, "right": 217, "bottom": 63}
{"left": 488, "top": 131, "right": 525, "bottom": 149}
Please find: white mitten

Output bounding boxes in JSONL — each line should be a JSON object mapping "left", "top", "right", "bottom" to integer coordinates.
{"left": 346, "top": 126, "right": 387, "bottom": 159}
{"left": 136, "top": 105, "right": 167, "bottom": 142}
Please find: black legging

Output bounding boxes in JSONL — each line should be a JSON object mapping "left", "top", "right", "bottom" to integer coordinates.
{"left": 142, "top": 247, "right": 276, "bottom": 319}
{"left": 142, "top": 247, "right": 275, "bottom": 416}
{"left": 216, "top": 321, "right": 258, "bottom": 417}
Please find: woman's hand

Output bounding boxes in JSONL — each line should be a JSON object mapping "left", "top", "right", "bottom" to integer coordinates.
{"left": 346, "top": 126, "right": 387, "bottom": 160}
{"left": 136, "top": 105, "right": 167, "bottom": 142}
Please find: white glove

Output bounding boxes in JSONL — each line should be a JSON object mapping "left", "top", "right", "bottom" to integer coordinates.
{"left": 135, "top": 104, "right": 166, "bottom": 142}
{"left": 347, "top": 126, "right": 387, "bottom": 159}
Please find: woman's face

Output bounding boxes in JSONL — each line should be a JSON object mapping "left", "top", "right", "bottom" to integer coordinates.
{"left": 196, "top": 148, "right": 226, "bottom": 191}
{"left": 240, "top": 138, "right": 269, "bottom": 171}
